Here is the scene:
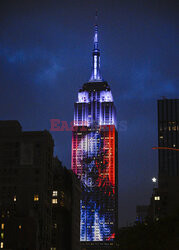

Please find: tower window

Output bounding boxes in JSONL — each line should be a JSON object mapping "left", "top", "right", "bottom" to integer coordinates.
{"left": 52, "top": 191, "right": 58, "bottom": 197}
{"left": 154, "top": 196, "right": 160, "bottom": 201}
{"left": 52, "top": 199, "right": 58, "bottom": 204}
{"left": 34, "top": 194, "right": 39, "bottom": 201}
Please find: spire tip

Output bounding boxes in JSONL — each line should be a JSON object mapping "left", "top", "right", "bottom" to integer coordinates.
{"left": 95, "top": 10, "right": 98, "bottom": 26}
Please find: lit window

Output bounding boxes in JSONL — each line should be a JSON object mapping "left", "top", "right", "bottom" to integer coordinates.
{"left": 52, "top": 199, "right": 58, "bottom": 204}
{"left": 54, "top": 223, "right": 57, "bottom": 229}
{"left": 1, "top": 224, "right": 4, "bottom": 230}
{"left": 34, "top": 194, "right": 39, "bottom": 201}
{"left": 154, "top": 196, "right": 160, "bottom": 201}
{"left": 0, "top": 242, "right": 3, "bottom": 248}
{"left": 0, "top": 233, "right": 3, "bottom": 239}
{"left": 14, "top": 195, "right": 16, "bottom": 202}
{"left": 173, "top": 126, "right": 176, "bottom": 131}
{"left": 52, "top": 191, "right": 58, "bottom": 197}
{"left": 19, "top": 225, "right": 22, "bottom": 229}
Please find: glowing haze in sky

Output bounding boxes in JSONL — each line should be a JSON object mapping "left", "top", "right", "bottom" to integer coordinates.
{"left": 0, "top": 0, "right": 178, "bottom": 226}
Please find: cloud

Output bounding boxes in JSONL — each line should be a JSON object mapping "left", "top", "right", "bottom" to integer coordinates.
{"left": 119, "top": 63, "right": 178, "bottom": 101}
{"left": 0, "top": 45, "right": 65, "bottom": 84}
{"left": 35, "top": 58, "right": 64, "bottom": 83}
{"left": 0, "top": 45, "right": 26, "bottom": 64}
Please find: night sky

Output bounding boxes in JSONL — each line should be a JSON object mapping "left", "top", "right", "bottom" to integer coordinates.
{"left": 0, "top": 0, "right": 178, "bottom": 227}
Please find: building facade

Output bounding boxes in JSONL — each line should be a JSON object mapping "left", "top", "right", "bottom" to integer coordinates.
{"left": 52, "top": 157, "right": 81, "bottom": 250}
{"left": 157, "top": 98, "right": 179, "bottom": 217}
{"left": 0, "top": 120, "right": 54, "bottom": 249}
{"left": 71, "top": 22, "right": 118, "bottom": 245}
{"left": 0, "top": 120, "right": 81, "bottom": 250}
{"left": 136, "top": 205, "right": 149, "bottom": 223}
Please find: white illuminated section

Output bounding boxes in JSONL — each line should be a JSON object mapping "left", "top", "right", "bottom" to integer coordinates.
{"left": 154, "top": 196, "right": 160, "bottom": 201}
{"left": 89, "top": 23, "right": 103, "bottom": 82}
{"left": 94, "top": 211, "right": 102, "bottom": 241}
{"left": 100, "top": 91, "right": 113, "bottom": 102}
{"left": 76, "top": 90, "right": 116, "bottom": 127}
{"left": 78, "top": 91, "right": 89, "bottom": 103}
{"left": 152, "top": 177, "right": 157, "bottom": 183}
{"left": 94, "top": 31, "right": 98, "bottom": 44}
{"left": 94, "top": 55, "right": 98, "bottom": 79}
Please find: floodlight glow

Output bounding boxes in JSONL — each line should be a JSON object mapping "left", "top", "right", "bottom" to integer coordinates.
{"left": 152, "top": 177, "right": 157, "bottom": 183}
{"left": 71, "top": 18, "right": 118, "bottom": 243}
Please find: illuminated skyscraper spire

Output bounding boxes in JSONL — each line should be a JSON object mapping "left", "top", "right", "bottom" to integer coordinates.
{"left": 89, "top": 11, "right": 103, "bottom": 82}
{"left": 72, "top": 12, "right": 118, "bottom": 243}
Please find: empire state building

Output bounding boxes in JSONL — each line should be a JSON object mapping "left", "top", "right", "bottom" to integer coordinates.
{"left": 71, "top": 18, "right": 118, "bottom": 246}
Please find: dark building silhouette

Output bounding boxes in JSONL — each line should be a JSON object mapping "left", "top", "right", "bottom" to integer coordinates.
{"left": 136, "top": 205, "right": 149, "bottom": 223}
{"left": 0, "top": 120, "right": 54, "bottom": 249}
{"left": 157, "top": 99, "right": 179, "bottom": 217}
{"left": 139, "top": 99, "right": 179, "bottom": 223}
{"left": 52, "top": 157, "right": 81, "bottom": 250}
{"left": 0, "top": 120, "right": 81, "bottom": 250}
{"left": 147, "top": 187, "right": 161, "bottom": 222}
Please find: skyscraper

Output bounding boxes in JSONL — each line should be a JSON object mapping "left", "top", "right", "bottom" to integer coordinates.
{"left": 71, "top": 18, "right": 118, "bottom": 246}
{"left": 157, "top": 98, "right": 179, "bottom": 217}
{"left": 0, "top": 121, "right": 81, "bottom": 250}
{"left": 52, "top": 157, "right": 81, "bottom": 250}
{"left": 0, "top": 121, "right": 54, "bottom": 249}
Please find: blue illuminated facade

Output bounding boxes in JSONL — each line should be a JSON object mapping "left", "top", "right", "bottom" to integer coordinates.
{"left": 72, "top": 19, "right": 118, "bottom": 244}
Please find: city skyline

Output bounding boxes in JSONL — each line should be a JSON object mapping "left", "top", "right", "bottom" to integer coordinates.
{"left": 0, "top": 0, "right": 178, "bottom": 227}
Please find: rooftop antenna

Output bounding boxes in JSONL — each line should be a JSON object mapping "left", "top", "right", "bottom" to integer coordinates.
{"left": 89, "top": 10, "right": 103, "bottom": 82}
